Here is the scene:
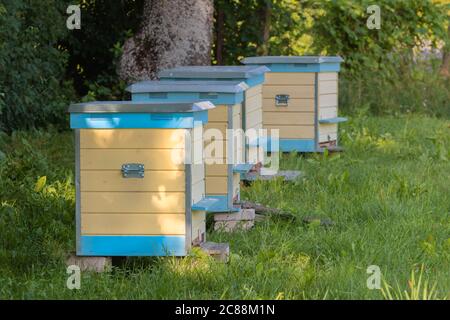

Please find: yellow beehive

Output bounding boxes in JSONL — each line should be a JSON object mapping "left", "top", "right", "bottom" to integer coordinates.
{"left": 242, "top": 56, "right": 346, "bottom": 152}
{"left": 69, "top": 101, "right": 215, "bottom": 256}
{"left": 127, "top": 80, "right": 252, "bottom": 212}
{"left": 158, "top": 66, "right": 269, "bottom": 167}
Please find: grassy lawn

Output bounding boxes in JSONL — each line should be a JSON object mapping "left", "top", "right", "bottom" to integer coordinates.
{"left": 0, "top": 114, "right": 449, "bottom": 299}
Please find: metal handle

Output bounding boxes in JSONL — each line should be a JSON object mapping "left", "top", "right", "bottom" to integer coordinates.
{"left": 275, "top": 94, "right": 290, "bottom": 106}
{"left": 121, "top": 163, "right": 145, "bottom": 178}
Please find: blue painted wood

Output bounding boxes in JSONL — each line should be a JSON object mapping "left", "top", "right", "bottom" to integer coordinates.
{"left": 191, "top": 197, "right": 221, "bottom": 211}
{"left": 131, "top": 92, "right": 244, "bottom": 105}
{"left": 204, "top": 195, "right": 240, "bottom": 213}
{"left": 70, "top": 111, "right": 208, "bottom": 129}
{"left": 233, "top": 164, "right": 254, "bottom": 174}
{"left": 159, "top": 75, "right": 265, "bottom": 89}
{"left": 319, "top": 117, "right": 348, "bottom": 124}
{"left": 80, "top": 235, "right": 186, "bottom": 256}
{"left": 262, "top": 138, "right": 317, "bottom": 152}
{"left": 263, "top": 63, "right": 341, "bottom": 73}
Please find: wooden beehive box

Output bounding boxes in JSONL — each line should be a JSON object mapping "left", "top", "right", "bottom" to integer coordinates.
{"left": 158, "top": 66, "right": 269, "bottom": 166}
{"left": 241, "top": 56, "right": 346, "bottom": 152}
{"left": 68, "top": 101, "right": 215, "bottom": 256}
{"left": 126, "top": 80, "right": 251, "bottom": 213}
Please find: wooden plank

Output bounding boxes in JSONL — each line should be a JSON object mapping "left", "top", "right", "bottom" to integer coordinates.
{"left": 81, "top": 192, "right": 185, "bottom": 213}
{"left": 207, "top": 105, "right": 228, "bottom": 122}
{"left": 232, "top": 173, "right": 240, "bottom": 199}
{"left": 319, "top": 106, "right": 338, "bottom": 120}
{"left": 246, "top": 84, "right": 262, "bottom": 98}
{"left": 319, "top": 123, "right": 338, "bottom": 142}
{"left": 191, "top": 164, "right": 205, "bottom": 184}
{"left": 206, "top": 163, "right": 228, "bottom": 176}
{"left": 319, "top": 94, "right": 338, "bottom": 108}
{"left": 192, "top": 211, "right": 206, "bottom": 244}
{"left": 233, "top": 112, "right": 241, "bottom": 130}
{"left": 246, "top": 108, "right": 263, "bottom": 130}
{"left": 80, "top": 149, "right": 185, "bottom": 171}
{"left": 192, "top": 180, "right": 205, "bottom": 204}
{"left": 262, "top": 85, "right": 315, "bottom": 99}
{"left": 81, "top": 213, "right": 185, "bottom": 235}
{"left": 263, "top": 112, "right": 314, "bottom": 126}
{"left": 204, "top": 140, "right": 227, "bottom": 160}
{"left": 319, "top": 132, "right": 338, "bottom": 142}
{"left": 245, "top": 94, "right": 262, "bottom": 114}
{"left": 319, "top": 123, "right": 338, "bottom": 134}
{"left": 318, "top": 72, "right": 338, "bottom": 81}
{"left": 319, "top": 81, "right": 338, "bottom": 95}
{"left": 264, "top": 125, "right": 315, "bottom": 139}
{"left": 262, "top": 98, "right": 315, "bottom": 113}
{"left": 80, "top": 129, "right": 185, "bottom": 149}
{"left": 80, "top": 170, "right": 185, "bottom": 192}
{"left": 206, "top": 176, "right": 228, "bottom": 195}
{"left": 204, "top": 122, "right": 228, "bottom": 140}
{"left": 265, "top": 72, "right": 315, "bottom": 85}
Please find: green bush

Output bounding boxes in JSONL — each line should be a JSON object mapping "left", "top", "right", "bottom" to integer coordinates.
{"left": 0, "top": 130, "right": 74, "bottom": 273}
{"left": 0, "top": 0, "right": 74, "bottom": 132}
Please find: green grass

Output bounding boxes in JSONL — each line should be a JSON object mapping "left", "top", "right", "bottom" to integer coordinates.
{"left": 0, "top": 114, "right": 449, "bottom": 299}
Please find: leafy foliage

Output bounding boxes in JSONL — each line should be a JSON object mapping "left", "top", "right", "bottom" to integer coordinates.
{"left": 0, "top": 0, "right": 74, "bottom": 132}
{"left": 308, "top": 0, "right": 449, "bottom": 76}
{"left": 61, "top": 0, "right": 145, "bottom": 101}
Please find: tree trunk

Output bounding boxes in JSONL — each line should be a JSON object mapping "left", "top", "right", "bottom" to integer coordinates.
{"left": 257, "top": 1, "right": 272, "bottom": 56}
{"left": 439, "top": 25, "right": 450, "bottom": 78}
{"left": 118, "top": 0, "right": 214, "bottom": 82}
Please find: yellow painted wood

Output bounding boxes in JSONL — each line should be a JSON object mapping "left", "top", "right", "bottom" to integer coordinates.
{"left": 233, "top": 112, "right": 241, "bottom": 129}
{"left": 319, "top": 106, "right": 338, "bottom": 120}
{"left": 265, "top": 72, "right": 315, "bottom": 85}
{"left": 192, "top": 180, "right": 205, "bottom": 204}
{"left": 204, "top": 140, "right": 227, "bottom": 160}
{"left": 245, "top": 94, "right": 263, "bottom": 114}
{"left": 191, "top": 164, "right": 205, "bottom": 184}
{"left": 207, "top": 105, "right": 228, "bottom": 122}
{"left": 81, "top": 191, "right": 185, "bottom": 213}
{"left": 263, "top": 112, "right": 314, "bottom": 126}
{"left": 265, "top": 125, "right": 315, "bottom": 139}
{"left": 246, "top": 108, "right": 263, "bottom": 130}
{"left": 246, "top": 84, "right": 262, "bottom": 98}
{"left": 205, "top": 177, "right": 228, "bottom": 195}
{"left": 319, "top": 94, "right": 338, "bottom": 108}
{"left": 320, "top": 123, "right": 338, "bottom": 134}
{"left": 319, "top": 80, "right": 338, "bottom": 95}
{"left": 80, "top": 129, "right": 185, "bottom": 149}
{"left": 81, "top": 213, "right": 185, "bottom": 235}
{"left": 262, "top": 85, "right": 315, "bottom": 99}
{"left": 80, "top": 149, "right": 185, "bottom": 171}
{"left": 191, "top": 211, "right": 206, "bottom": 243}
{"left": 205, "top": 163, "right": 228, "bottom": 176}
{"left": 319, "top": 123, "right": 338, "bottom": 142}
{"left": 319, "top": 132, "right": 338, "bottom": 143}
{"left": 232, "top": 173, "right": 240, "bottom": 199}
{"left": 318, "top": 72, "right": 338, "bottom": 81}
{"left": 204, "top": 122, "right": 228, "bottom": 140}
{"left": 262, "top": 98, "right": 315, "bottom": 113}
{"left": 80, "top": 170, "right": 185, "bottom": 192}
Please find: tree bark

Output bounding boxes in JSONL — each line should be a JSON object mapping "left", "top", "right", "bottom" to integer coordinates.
{"left": 439, "top": 25, "right": 450, "bottom": 78}
{"left": 118, "top": 0, "right": 214, "bottom": 82}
